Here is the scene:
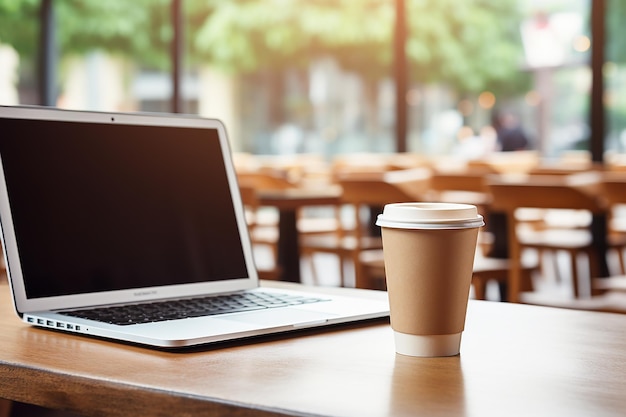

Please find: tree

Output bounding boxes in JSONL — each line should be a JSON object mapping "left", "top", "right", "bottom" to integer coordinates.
{"left": 606, "top": 0, "right": 626, "bottom": 64}
{"left": 1, "top": 0, "right": 526, "bottom": 93}
{"left": 606, "top": 0, "right": 626, "bottom": 150}
{"left": 0, "top": 0, "right": 39, "bottom": 58}
{"left": 0, "top": 0, "right": 529, "bottom": 144}
{"left": 406, "top": 0, "right": 529, "bottom": 96}
{"left": 191, "top": 0, "right": 527, "bottom": 94}
{"left": 0, "top": 0, "right": 171, "bottom": 69}
{"left": 56, "top": 0, "right": 171, "bottom": 69}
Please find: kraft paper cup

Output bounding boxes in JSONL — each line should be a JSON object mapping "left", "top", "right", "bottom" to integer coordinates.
{"left": 376, "top": 203, "right": 484, "bottom": 357}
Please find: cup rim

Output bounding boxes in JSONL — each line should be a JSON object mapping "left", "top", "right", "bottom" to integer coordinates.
{"left": 376, "top": 202, "right": 485, "bottom": 230}
{"left": 376, "top": 215, "right": 484, "bottom": 230}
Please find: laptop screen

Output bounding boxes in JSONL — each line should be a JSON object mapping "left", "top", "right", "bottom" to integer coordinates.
{"left": 0, "top": 116, "right": 248, "bottom": 299}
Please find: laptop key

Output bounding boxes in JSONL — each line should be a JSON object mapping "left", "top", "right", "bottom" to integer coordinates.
{"left": 59, "top": 292, "right": 328, "bottom": 325}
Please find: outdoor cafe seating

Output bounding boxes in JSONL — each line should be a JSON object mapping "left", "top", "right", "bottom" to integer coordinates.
{"left": 235, "top": 152, "right": 626, "bottom": 313}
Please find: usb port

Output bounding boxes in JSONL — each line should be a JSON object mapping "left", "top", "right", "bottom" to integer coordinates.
{"left": 27, "top": 317, "right": 34, "bottom": 323}
{"left": 67, "top": 324, "right": 74, "bottom": 330}
{"left": 37, "top": 319, "right": 44, "bottom": 325}
{"left": 46, "top": 320, "right": 54, "bottom": 326}
{"left": 56, "top": 322, "right": 64, "bottom": 328}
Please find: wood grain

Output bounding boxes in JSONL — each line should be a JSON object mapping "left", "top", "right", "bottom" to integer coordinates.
{"left": 1, "top": 282, "right": 626, "bottom": 417}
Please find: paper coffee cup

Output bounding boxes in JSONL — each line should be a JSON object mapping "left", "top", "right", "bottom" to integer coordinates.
{"left": 376, "top": 203, "right": 484, "bottom": 357}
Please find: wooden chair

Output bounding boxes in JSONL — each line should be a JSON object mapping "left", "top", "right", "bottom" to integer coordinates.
{"left": 601, "top": 172, "right": 626, "bottom": 275}
{"left": 301, "top": 168, "right": 431, "bottom": 288}
{"left": 236, "top": 170, "right": 342, "bottom": 268}
{"left": 237, "top": 171, "right": 341, "bottom": 234}
{"left": 487, "top": 174, "right": 608, "bottom": 303}
{"left": 355, "top": 168, "right": 537, "bottom": 297}
{"left": 429, "top": 170, "right": 541, "bottom": 300}
{"left": 470, "top": 253, "right": 537, "bottom": 300}
{"left": 238, "top": 185, "right": 281, "bottom": 280}
{"left": 429, "top": 171, "right": 489, "bottom": 204}
{"left": 237, "top": 171, "right": 296, "bottom": 191}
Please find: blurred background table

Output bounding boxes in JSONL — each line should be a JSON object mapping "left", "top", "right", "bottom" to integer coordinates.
{"left": 256, "top": 187, "right": 342, "bottom": 282}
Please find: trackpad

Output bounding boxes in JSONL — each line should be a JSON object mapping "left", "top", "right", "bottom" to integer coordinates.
{"left": 222, "top": 308, "right": 336, "bottom": 326}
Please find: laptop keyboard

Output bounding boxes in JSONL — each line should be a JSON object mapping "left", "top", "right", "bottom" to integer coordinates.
{"left": 59, "top": 291, "right": 328, "bottom": 326}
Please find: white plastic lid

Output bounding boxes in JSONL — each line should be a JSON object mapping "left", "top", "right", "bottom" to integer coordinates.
{"left": 376, "top": 202, "right": 484, "bottom": 230}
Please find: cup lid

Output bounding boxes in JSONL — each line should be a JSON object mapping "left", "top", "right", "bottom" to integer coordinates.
{"left": 376, "top": 202, "right": 484, "bottom": 230}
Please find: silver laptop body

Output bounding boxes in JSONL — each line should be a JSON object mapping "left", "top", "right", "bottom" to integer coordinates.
{"left": 0, "top": 105, "right": 388, "bottom": 348}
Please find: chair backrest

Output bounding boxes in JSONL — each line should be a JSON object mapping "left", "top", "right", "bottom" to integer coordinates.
{"left": 430, "top": 172, "right": 488, "bottom": 193}
{"left": 238, "top": 185, "right": 260, "bottom": 208}
{"left": 338, "top": 168, "right": 431, "bottom": 206}
{"left": 339, "top": 179, "right": 415, "bottom": 207}
{"left": 238, "top": 185, "right": 262, "bottom": 229}
{"left": 236, "top": 172, "right": 295, "bottom": 191}
{"left": 602, "top": 172, "right": 626, "bottom": 205}
{"left": 335, "top": 168, "right": 431, "bottom": 239}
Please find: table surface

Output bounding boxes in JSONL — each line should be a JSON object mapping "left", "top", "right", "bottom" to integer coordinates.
{"left": 1, "top": 281, "right": 626, "bottom": 417}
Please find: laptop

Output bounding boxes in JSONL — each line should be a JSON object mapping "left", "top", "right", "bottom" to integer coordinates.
{"left": 0, "top": 105, "right": 389, "bottom": 348}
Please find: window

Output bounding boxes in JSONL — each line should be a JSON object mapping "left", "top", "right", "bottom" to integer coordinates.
{"left": 2, "top": 0, "right": 617, "bottom": 159}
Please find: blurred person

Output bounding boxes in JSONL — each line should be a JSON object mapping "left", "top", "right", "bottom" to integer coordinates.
{"left": 492, "top": 110, "right": 530, "bottom": 152}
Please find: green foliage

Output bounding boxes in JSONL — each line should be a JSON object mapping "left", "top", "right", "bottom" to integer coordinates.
{"left": 406, "top": 0, "right": 528, "bottom": 94}
{"left": 0, "top": 0, "right": 528, "bottom": 93}
{"left": 0, "top": 0, "right": 171, "bottom": 70}
{"left": 191, "top": 0, "right": 393, "bottom": 77}
{"left": 192, "top": 0, "right": 526, "bottom": 93}
{"left": 56, "top": 0, "right": 171, "bottom": 69}
{"left": 606, "top": 0, "right": 626, "bottom": 64}
{"left": 0, "top": 0, "right": 39, "bottom": 57}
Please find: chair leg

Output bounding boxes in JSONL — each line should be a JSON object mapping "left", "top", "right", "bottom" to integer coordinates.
{"left": 520, "top": 266, "right": 535, "bottom": 292}
{"left": 569, "top": 250, "right": 580, "bottom": 299}
{"left": 353, "top": 253, "right": 375, "bottom": 289}
{"left": 587, "top": 248, "right": 604, "bottom": 297}
{"left": 0, "top": 399, "right": 12, "bottom": 417}
{"left": 353, "top": 258, "right": 365, "bottom": 288}
{"left": 533, "top": 248, "right": 558, "bottom": 284}
{"left": 617, "top": 247, "right": 626, "bottom": 275}
{"left": 339, "top": 256, "right": 348, "bottom": 287}
{"left": 471, "top": 275, "right": 488, "bottom": 300}
{"left": 548, "top": 249, "right": 562, "bottom": 283}
{"left": 304, "top": 252, "right": 319, "bottom": 285}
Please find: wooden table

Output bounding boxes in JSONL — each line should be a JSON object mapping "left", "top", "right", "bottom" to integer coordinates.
{"left": 256, "top": 188, "right": 341, "bottom": 282}
{"left": 1, "top": 282, "right": 626, "bottom": 417}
